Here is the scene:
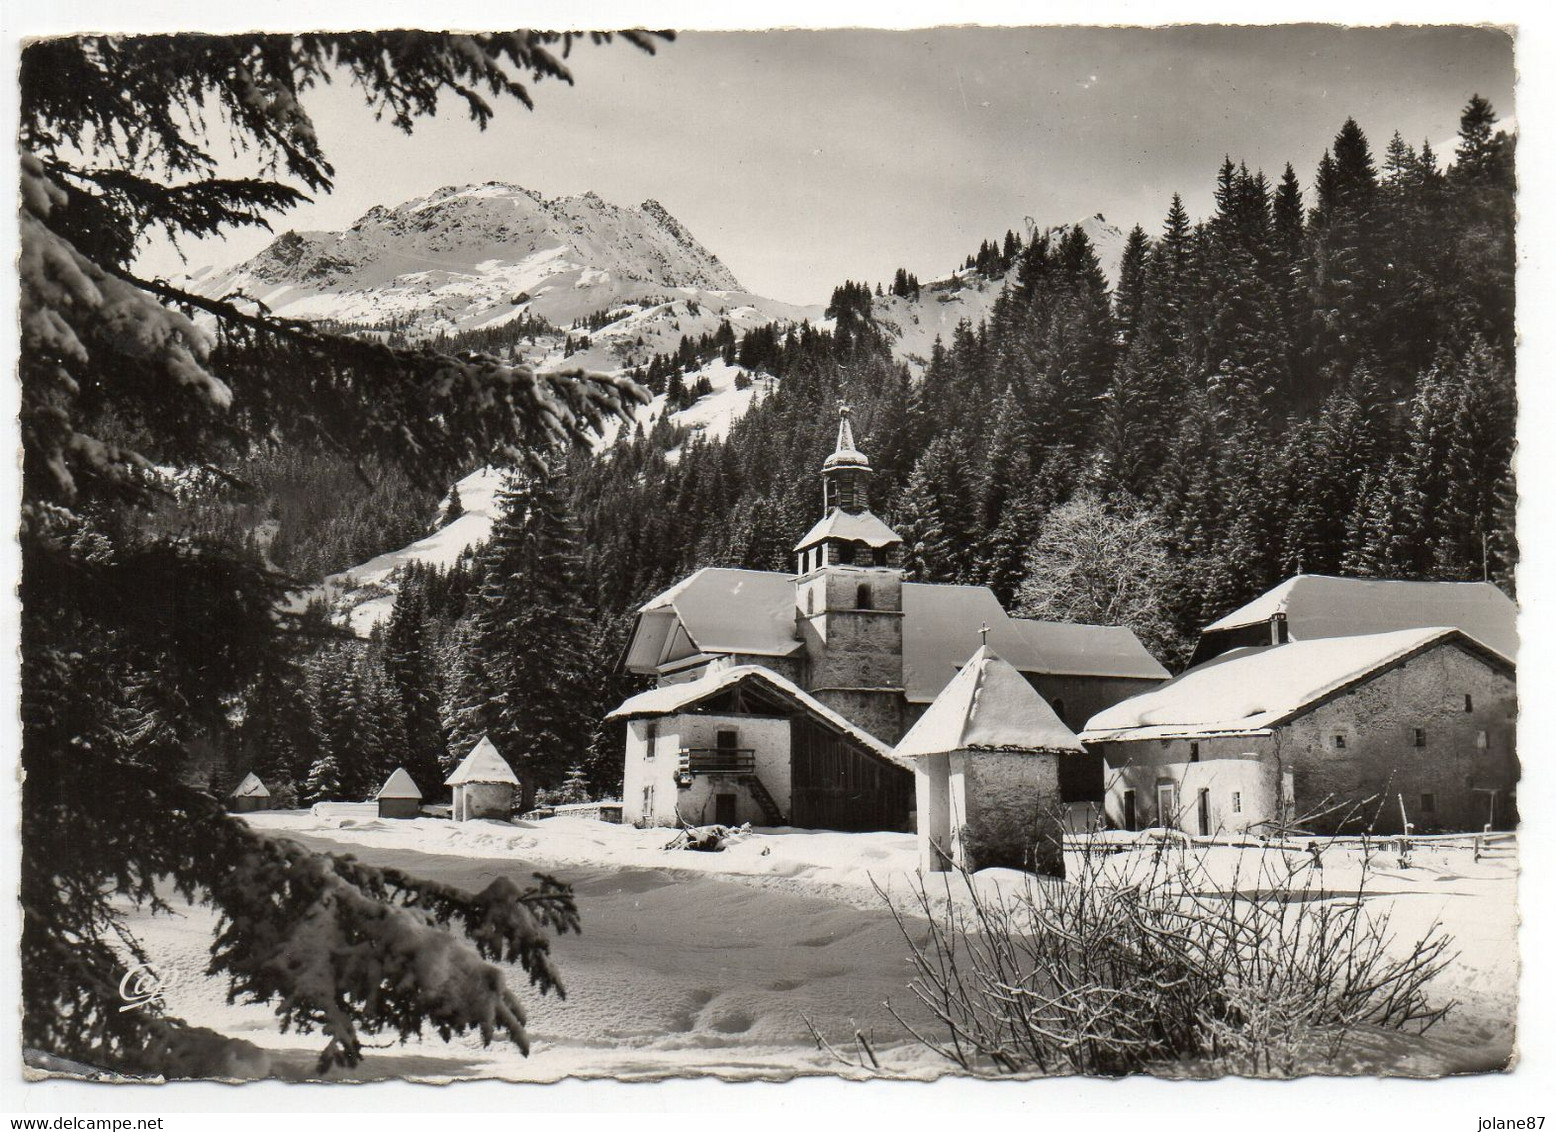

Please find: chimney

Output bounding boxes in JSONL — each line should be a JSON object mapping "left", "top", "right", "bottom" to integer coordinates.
{"left": 1269, "top": 612, "right": 1288, "bottom": 646}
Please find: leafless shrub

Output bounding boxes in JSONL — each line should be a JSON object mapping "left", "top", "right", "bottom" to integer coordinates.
{"left": 865, "top": 838, "right": 1456, "bottom": 1077}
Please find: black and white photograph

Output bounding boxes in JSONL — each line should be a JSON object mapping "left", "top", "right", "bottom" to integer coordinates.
{"left": 6, "top": 2, "right": 1552, "bottom": 1116}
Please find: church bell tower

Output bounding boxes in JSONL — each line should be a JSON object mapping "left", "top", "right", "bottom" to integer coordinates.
{"left": 794, "top": 406, "right": 907, "bottom": 744}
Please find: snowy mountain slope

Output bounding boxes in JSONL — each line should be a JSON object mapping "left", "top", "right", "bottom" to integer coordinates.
{"left": 313, "top": 358, "right": 774, "bottom": 635}
{"left": 253, "top": 194, "right": 1122, "bottom": 632}
{"left": 873, "top": 214, "right": 1127, "bottom": 375}
{"left": 184, "top": 182, "right": 815, "bottom": 337}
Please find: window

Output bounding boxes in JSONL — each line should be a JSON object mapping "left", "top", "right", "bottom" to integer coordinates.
{"left": 1232, "top": 791, "right": 1242, "bottom": 814}
{"left": 642, "top": 784, "right": 655, "bottom": 818}
{"left": 807, "top": 589, "right": 816, "bottom": 615}
{"left": 1334, "top": 734, "right": 1347, "bottom": 749}
{"left": 1477, "top": 729, "right": 1490, "bottom": 750}
{"left": 856, "top": 582, "right": 873, "bottom": 610}
{"left": 1189, "top": 741, "right": 1200, "bottom": 763}
{"left": 645, "top": 720, "right": 659, "bottom": 760}
{"left": 1465, "top": 694, "right": 1474, "bottom": 713}
{"left": 836, "top": 541, "right": 856, "bottom": 566}
{"left": 1420, "top": 792, "right": 1436, "bottom": 813}
{"left": 1414, "top": 728, "right": 1427, "bottom": 748}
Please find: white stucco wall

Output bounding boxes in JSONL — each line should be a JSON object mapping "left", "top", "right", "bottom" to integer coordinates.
{"left": 672, "top": 713, "right": 791, "bottom": 827}
{"left": 622, "top": 718, "right": 682, "bottom": 827}
{"left": 621, "top": 713, "right": 792, "bottom": 827}
{"left": 1099, "top": 742, "right": 1280, "bottom": 834}
{"left": 915, "top": 754, "right": 952, "bottom": 872}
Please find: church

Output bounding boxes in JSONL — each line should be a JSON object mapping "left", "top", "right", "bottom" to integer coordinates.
{"left": 609, "top": 409, "right": 1168, "bottom": 830}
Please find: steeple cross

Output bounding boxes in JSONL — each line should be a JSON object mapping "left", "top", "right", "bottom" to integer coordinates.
{"left": 837, "top": 400, "right": 852, "bottom": 420}
{"left": 979, "top": 622, "right": 991, "bottom": 646}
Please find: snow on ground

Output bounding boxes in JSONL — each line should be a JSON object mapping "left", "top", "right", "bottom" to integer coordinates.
{"left": 114, "top": 813, "right": 1518, "bottom": 1082}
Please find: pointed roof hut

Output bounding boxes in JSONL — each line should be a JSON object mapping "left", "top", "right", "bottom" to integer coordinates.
{"left": 445, "top": 736, "right": 520, "bottom": 821}
{"left": 444, "top": 735, "right": 520, "bottom": 786}
{"left": 377, "top": 767, "right": 423, "bottom": 799}
{"left": 376, "top": 766, "right": 423, "bottom": 819}
{"left": 896, "top": 646, "right": 1081, "bottom": 877}
{"left": 230, "top": 771, "right": 271, "bottom": 798}
{"left": 897, "top": 645, "right": 1085, "bottom": 758}
{"left": 228, "top": 771, "right": 271, "bottom": 813}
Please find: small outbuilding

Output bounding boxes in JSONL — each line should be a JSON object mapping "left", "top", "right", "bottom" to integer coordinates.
{"left": 228, "top": 772, "right": 271, "bottom": 814}
{"left": 375, "top": 767, "right": 423, "bottom": 819}
{"left": 445, "top": 736, "right": 520, "bottom": 821}
{"left": 895, "top": 645, "right": 1085, "bottom": 878}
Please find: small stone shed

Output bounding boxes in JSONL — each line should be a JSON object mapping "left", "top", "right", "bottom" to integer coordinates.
{"left": 445, "top": 736, "right": 520, "bottom": 821}
{"left": 895, "top": 645, "right": 1085, "bottom": 878}
{"left": 376, "top": 767, "right": 423, "bottom": 819}
{"left": 228, "top": 772, "right": 271, "bottom": 814}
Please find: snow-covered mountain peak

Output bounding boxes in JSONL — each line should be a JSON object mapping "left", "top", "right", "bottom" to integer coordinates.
{"left": 189, "top": 183, "right": 745, "bottom": 332}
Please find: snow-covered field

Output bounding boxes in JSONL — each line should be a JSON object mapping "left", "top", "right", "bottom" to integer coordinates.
{"left": 116, "top": 814, "right": 1518, "bottom": 1083}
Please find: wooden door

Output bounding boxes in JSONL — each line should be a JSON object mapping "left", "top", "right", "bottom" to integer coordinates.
{"left": 1155, "top": 782, "right": 1177, "bottom": 830}
{"left": 715, "top": 792, "right": 737, "bottom": 826}
{"left": 1122, "top": 790, "right": 1136, "bottom": 832}
{"left": 1197, "top": 788, "right": 1210, "bottom": 836}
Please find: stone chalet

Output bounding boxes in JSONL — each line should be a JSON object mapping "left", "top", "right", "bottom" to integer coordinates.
{"left": 1084, "top": 626, "right": 1517, "bottom": 835}
{"left": 610, "top": 408, "right": 1168, "bottom": 830}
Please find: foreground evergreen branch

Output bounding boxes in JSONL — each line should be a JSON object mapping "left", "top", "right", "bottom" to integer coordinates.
{"left": 23, "top": 749, "right": 578, "bottom": 1075}
{"left": 18, "top": 29, "right": 661, "bottom": 1075}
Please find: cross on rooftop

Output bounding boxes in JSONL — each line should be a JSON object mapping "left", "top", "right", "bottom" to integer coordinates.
{"left": 980, "top": 622, "right": 991, "bottom": 646}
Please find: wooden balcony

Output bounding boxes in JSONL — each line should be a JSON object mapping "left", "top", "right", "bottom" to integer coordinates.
{"left": 678, "top": 747, "right": 756, "bottom": 776}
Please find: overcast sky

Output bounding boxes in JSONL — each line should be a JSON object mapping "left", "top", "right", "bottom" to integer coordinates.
{"left": 135, "top": 25, "right": 1515, "bottom": 305}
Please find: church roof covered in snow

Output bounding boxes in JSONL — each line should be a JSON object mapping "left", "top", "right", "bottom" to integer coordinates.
{"left": 1005, "top": 618, "right": 1169, "bottom": 681}
{"left": 376, "top": 767, "right": 423, "bottom": 799}
{"left": 1082, "top": 627, "right": 1512, "bottom": 743}
{"left": 445, "top": 736, "right": 520, "bottom": 786}
{"left": 1200, "top": 575, "right": 1517, "bottom": 662}
{"left": 606, "top": 663, "right": 907, "bottom": 767}
{"left": 794, "top": 508, "right": 902, "bottom": 552}
{"left": 621, "top": 569, "right": 1169, "bottom": 700}
{"left": 628, "top": 568, "right": 805, "bottom": 665}
{"left": 230, "top": 772, "right": 270, "bottom": 798}
{"left": 895, "top": 646, "right": 1085, "bottom": 758}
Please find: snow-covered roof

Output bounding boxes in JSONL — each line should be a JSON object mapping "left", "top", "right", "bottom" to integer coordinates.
{"left": 822, "top": 411, "right": 871, "bottom": 471}
{"left": 1005, "top": 618, "right": 1169, "bottom": 681}
{"left": 623, "top": 568, "right": 1168, "bottom": 700}
{"left": 896, "top": 646, "right": 1085, "bottom": 759}
{"left": 445, "top": 736, "right": 520, "bottom": 786}
{"left": 1201, "top": 575, "right": 1517, "bottom": 662}
{"left": 632, "top": 568, "right": 805, "bottom": 663}
{"left": 1082, "top": 627, "right": 1511, "bottom": 743}
{"left": 230, "top": 772, "right": 270, "bottom": 798}
{"left": 377, "top": 767, "right": 423, "bottom": 800}
{"left": 793, "top": 508, "right": 903, "bottom": 552}
{"left": 606, "top": 664, "right": 907, "bottom": 767}
{"left": 899, "top": 583, "right": 1045, "bottom": 701}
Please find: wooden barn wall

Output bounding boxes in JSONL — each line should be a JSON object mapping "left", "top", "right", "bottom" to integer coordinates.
{"left": 790, "top": 717, "right": 913, "bottom": 832}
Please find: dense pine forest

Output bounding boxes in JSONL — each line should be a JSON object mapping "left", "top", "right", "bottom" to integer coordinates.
{"left": 237, "top": 99, "right": 1515, "bottom": 808}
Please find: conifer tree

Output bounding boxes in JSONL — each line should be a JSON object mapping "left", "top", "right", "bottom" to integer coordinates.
{"left": 385, "top": 574, "right": 448, "bottom": 790}
{"left": 458, "top": 467, "right": 594, "bottom": 812}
